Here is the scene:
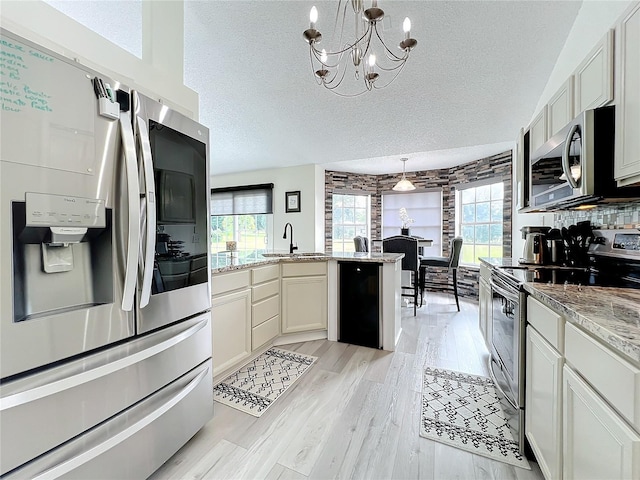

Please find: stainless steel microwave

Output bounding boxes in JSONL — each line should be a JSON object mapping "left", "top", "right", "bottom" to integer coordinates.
{"left": 529, "top": 106, "right": 640, "bottom": 210}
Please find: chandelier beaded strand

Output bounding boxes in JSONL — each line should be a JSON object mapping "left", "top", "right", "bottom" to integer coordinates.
{"left": 303, "top": 0, "right": 417, "bottom": 97}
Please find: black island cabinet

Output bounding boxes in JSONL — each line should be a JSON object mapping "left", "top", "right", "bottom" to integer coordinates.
{"left": 338, "top": 261, "right": 381, "bottom": 349}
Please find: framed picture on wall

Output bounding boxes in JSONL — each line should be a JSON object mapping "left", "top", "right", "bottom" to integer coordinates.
{"left": 285, "top": 191, "right": 301, "bottom": 213}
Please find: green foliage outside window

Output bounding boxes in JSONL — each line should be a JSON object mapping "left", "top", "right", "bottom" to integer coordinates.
{"left": 458, "top": 182, "right": 504, "bottom": 265}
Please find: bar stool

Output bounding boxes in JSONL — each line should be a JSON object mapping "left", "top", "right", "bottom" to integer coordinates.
{"left": 383, "top": 235, "right": 420, "bottom": 316}
{"left": 419, "top": 237, "right": 463, "bottom": 311}
{"left": 353, "top": 236, "right": 369, "bottom": 252}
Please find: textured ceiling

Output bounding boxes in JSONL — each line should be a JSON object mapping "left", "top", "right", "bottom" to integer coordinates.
{"left": 45, "top": 1, "right": 583, "bottom": 175}
{"left": 184, "top": 1, "right": 582, "bottom": 175}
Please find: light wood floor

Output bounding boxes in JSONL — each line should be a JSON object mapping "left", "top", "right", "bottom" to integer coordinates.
{"left": 150, "top": 293, "right": 544, "bottom": 480}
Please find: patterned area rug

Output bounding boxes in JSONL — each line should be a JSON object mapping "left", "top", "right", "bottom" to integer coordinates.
{"left": 214, "top": 348, "right": 317, "bottom": 417}
{"left": 420, "top": 367, "right": 530, "bottom": 469}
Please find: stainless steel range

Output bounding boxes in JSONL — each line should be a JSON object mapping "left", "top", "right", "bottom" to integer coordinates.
{"left": 489, "top": 265, "right": 527, "bottom": 455}
{"left": 488, "top": 228, "right": 640, "bottom": 457}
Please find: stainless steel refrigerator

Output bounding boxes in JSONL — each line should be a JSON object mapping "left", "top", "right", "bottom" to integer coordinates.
{"left": 0, "top": 28, "right": 213, "bottom": 478}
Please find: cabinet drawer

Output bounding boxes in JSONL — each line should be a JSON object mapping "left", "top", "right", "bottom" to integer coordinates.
{"left": 527, "top": 297, "right": 564, "bottom": 352}
{"left": 252, "top": 315, "right": 279, "bottom": 350}
{"left": 252, "top": 295, "right": 279, "bottom": 327}
{"left": 252, "top": 279, "right": 279, "bottom": 303}
{"left": 282, "top": 261, "right": 327, "bottom": 278}
{"left": 565, "top": 323, "right": 640, "bottom": 430}
{"left": 252, "top": 264, "right": 279, "bottom": 285}
{"left": 212, "top": 269, "right": 250, "bottom": 297}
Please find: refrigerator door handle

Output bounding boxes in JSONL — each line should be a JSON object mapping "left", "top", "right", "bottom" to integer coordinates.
{"left": 0, "top": 316, "right": 209, "bottom": 409}
{"left": 136, "top": 116, "right": 156, "bottom": 308}
{"left": 119, "top": 112, "right": 140, "bottom": 312}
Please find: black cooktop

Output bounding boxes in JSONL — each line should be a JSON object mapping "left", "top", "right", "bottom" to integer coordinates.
{"left": 497, "top": 228, "right": 640, "bottom": 289}
{"left": 499, "top": 262, "right": 640, "bottom": 288}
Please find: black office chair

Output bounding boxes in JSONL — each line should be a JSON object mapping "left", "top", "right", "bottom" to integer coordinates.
{"left": 383, "top": 235, "right": 420, "bottom": 316}
{"left": 353, "top": 236, "right": 369, "bottom": 252}
{"left": 419, "top": 237, "right": 463, "bottom": 311}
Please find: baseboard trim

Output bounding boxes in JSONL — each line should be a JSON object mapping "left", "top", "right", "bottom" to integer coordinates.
{"left": 273, "top": 330, "right": 328, "bottom": 346}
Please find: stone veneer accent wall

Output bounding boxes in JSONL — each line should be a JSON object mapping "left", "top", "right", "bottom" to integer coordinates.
{"left": 325, "top": 150, "right": 513, "bottom": 300}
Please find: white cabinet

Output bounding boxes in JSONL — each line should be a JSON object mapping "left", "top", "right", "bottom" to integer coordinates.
{"left": 529, "top": 105, "right": 548, "bottom": 155}
{"left": 563, "top": 365, "right": 640, "bottom": 480}
{"left": 574, "top": 29, "right": 614, "bottom": 113}
{"left": 547, "top": 78, "right": 574, "bottom": 138}
{"left": 564, "top": 323, "right": 640, "bottom": 432}
{"left": 281, "top": 262, "right": 327, "bottom": 334}
{"left": 526, "top": 326, "right": 563, "bottom": 480}
{"left": 211, "top": 287, "right": 251, "bottom": 376}
{"left": 251, "top": 264, "right": 280, "bottom": 351}
{"left": 615, "top": 2, "right": 640, "bottom": 186}
{"left": 478, "top": 276, "right": 491, "bottom": 348}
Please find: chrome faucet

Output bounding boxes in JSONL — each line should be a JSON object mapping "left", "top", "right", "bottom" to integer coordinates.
{"left": 283, "top": 223, "right": 298, "bottom": 254}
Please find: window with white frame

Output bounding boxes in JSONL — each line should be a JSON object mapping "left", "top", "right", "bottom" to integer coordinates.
{"left": 456, "top": 181, "right": 504, "bottom": 265}
{"left": 332, "top": 193, "right": 371, "bottom": 253}
{"left": 210, "top": 214, "right": 271, "bottom": 261}
{"left": 381, "top": 191, "right": 442, "bottom": 256}
{"left": 210, "top": 185, "right": 273, "bottom": 261}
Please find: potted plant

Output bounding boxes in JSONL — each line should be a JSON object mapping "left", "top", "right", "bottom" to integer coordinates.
{"left": 399, "top": 208, "right": 414, "bottom": 236}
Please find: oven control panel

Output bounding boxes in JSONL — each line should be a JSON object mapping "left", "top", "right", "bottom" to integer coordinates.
{"left": 591, "top": 229, "right": 640, "bottom": 258}
{"left": 612, "top": 233, "right": 640, "bottom": 251}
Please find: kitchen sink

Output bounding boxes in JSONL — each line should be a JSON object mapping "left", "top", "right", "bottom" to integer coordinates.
{"left": 262, "top": 252, "right": 330, "bottom": 258}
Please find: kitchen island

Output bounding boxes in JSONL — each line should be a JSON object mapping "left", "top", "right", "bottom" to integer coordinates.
{"left": 210, "top": 252, "right": 404, "bottom": 379}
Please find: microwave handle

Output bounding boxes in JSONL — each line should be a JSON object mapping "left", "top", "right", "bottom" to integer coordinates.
{"left": 136, "top": 116, "right": 156, "bottom": 309}
{"left": 119, "top": 112, "right": 141, "bottom": 312}
{"left": 562, "top": 124, "right": 580, "bottom": 189}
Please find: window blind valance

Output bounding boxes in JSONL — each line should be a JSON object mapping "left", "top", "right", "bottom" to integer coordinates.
{"left": 210, "top": 183, "right": 274, "bottom": 215}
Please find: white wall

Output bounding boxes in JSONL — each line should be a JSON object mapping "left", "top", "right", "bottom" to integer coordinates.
{"left": 0, "top": 0, "right": 198, "bottom": 117}
{"left": 211, "top": 165, "right": 326, "bottom": 253}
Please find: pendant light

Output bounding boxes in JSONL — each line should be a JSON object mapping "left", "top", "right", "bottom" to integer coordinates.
{"left": 392, "top": 158, "right": 416, "bottom": 191}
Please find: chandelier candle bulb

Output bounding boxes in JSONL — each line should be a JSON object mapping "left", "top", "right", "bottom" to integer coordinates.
{"left": 309, "top": 6, "right": 317, "bottom": 29}
{"left": 320, "top": 49, "right": 327, "bottom": 64}
{"left": 403, "top": 17, "right": 411, "bottom": 40}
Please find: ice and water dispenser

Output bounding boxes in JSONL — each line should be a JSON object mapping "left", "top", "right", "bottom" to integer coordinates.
{"left": 12, "top": 192, "right": 113, "bottom": 322}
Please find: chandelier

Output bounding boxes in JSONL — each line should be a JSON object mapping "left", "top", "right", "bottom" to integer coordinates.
{"left": 302, "top": 1, "right": 417, "bottom": 97}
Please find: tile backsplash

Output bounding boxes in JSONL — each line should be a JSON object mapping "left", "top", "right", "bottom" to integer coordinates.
{"left": 553, "top": 202, "right": 640, "bottom": 229}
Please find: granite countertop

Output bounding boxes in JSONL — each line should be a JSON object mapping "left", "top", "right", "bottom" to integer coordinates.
{"left": 211, "top": 255, "right": 280, "bottom": 274}
{"left": 479, "top": 257, "right": 640, "bottom": 365}
{"left": 524, "top": 284, "right": 640, "bottom": 365}
{"left": 211, "top": 252, "right": 404, "bottom": 274}
{"left": 479, "top": 257, "right": 518, "bottom": 268}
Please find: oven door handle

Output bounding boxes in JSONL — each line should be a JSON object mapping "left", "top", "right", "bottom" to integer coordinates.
{"left": 489, "top": 360, "right": 519, "bottom": 411}
{"left": 490, "top": 278, "right": 520, "bottom": 304}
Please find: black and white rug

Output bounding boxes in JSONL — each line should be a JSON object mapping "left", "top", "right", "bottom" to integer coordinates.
{"left": 214, "top": 347, "right": 317, "bottom": 417}
{"left": 420, "top": 367, "right": 530, "bottom": 469}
